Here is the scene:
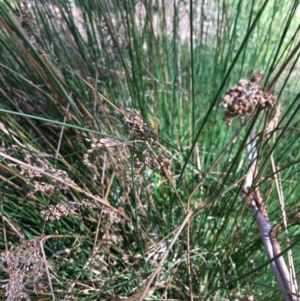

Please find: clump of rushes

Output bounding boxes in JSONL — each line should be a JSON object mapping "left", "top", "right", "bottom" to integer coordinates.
{"left": 222, "top": 70, "right": 277, "bottom": 125}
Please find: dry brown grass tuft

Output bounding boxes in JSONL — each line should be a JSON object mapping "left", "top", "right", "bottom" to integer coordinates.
{"left": 0, "top": 106, "right": 171, "bottom": 300}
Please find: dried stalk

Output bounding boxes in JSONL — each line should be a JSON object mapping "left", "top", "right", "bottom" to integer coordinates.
{"left": 242, "top": 136, "right": 299, "bottom": 301}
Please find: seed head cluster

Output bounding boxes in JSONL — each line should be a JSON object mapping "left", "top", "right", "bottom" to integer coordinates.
{"left": 0, "top": 238, "right": 45, "bottom": 301}
{"left": 6, "top": 147, "right": 76, "bottom": 195}
{"left": 222, "top": 70, "right": 276, "bottom": 125}
{"left": 41, "top": 200, "right": 95, "bottom": 221}
{"left": 124, "top": 108, "right": 172, "bottom": 177}
{"left": 20, "top": 0, "right": 33, "bottom": 29}
{"left": 83, "top": 108, "right": 172, "bottom": 177}
{"left": 40, "top": 198, "right": 119, "bottom": 222}
{"left": 83, "top": 137, "right": 124, "bottom": 167}
{"left": 135, "top": 149, "right": 172, "bottom": 176}
{"left": 123, "top": 108, "right": 158, "bottom": 147}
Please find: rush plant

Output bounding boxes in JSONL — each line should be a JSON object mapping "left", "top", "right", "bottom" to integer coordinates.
{"left": 0, "top": 0, "right": 299, "bottom": 300}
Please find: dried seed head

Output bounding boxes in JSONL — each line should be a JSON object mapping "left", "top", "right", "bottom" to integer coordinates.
{"left": 249, "top": 70, "right": 264, "bottom": 85}
{"left": 232, "top": 103, "right": 239, "bottom": 111}
{"left": 221, "top": 70, "right": 276, "bottom": 125}
{"left": 238, "top": 79, "right": 249, "bottom": 87}
{"left": 0, "top": 237, "right": 45, "bottom": 301}
{"left": 41, "top": 199, "right": 119, "bottom": 223}
{"left": 123, "top": 108, "right": 172, "bottom": 178}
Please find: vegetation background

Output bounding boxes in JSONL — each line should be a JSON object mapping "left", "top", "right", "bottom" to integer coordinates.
{"left": 0, "top": 0, "right": 300, "bottom": 300}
